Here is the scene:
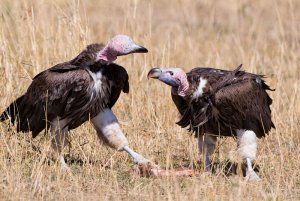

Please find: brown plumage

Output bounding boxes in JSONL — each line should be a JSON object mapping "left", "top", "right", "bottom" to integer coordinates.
{"left": 0, "top": 61, "right": 129, "bottom": 138}
{"left": 148, "top": 64, "right": 274, "bottom": 180}
{"left": 148, "top": 64, "right": 275, "bottom": 138}
{"left": 0, "top": 35, "right": 155, "bottom": 169}
{"left": 69, "top": 43, "right": 105, "bottom": 66}
{"left": 0, "top": 42, "right": 131, "bottom": 138}
{"left": 173, "top": 65, "right": 275, "bottom": 138}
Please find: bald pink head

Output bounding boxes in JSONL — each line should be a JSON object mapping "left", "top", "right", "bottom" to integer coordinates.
{"left": 97, "top": 35, "right": 148, "bottom": 62}
{"left": 147, "top": 67, "right": 189, "bottom": 96}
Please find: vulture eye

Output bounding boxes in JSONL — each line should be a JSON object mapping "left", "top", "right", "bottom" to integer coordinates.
{"left": 168, "top": 71, "right": 174, "bottom": 76}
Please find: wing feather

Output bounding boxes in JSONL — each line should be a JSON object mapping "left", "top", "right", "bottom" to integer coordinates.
{"left": 2, "top": 62, "right": 130, "bottom": 137}
{"left": 214, "top": 76, "right": 274, "bottom": 137}
{"left": 174, "top": 65, "right": 274, "bottom": 138}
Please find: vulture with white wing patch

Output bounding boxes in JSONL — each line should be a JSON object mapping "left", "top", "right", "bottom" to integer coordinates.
{"left": 148, "top": 64, "right": 275, "bottom": 181}
{"left": 1, "top": 35, "right": 154, "bottom": 169}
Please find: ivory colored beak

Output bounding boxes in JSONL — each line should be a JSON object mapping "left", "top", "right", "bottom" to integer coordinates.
{"left": 147, "top": 68, "right": 162, "bottom": 79}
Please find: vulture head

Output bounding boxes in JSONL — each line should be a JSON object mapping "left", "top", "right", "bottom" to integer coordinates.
{"left": 98, "top": 35, "right": 148, "bottom": 62}
{"left": 148, "top": 67, "right": 189, "bottom": 97}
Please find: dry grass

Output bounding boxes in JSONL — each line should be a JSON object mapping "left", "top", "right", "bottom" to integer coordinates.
{"left": 0, "top": 0, "right": 299, "bottom": 200}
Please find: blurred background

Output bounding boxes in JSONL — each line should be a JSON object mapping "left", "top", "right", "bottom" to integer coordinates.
{"left": 0, "top": 0, "right": 299, "bottom": 200}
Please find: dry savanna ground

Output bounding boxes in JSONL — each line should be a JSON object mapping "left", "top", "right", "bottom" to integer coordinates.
{"left": 0, "top": 0, "right": 299, "bottom": 200}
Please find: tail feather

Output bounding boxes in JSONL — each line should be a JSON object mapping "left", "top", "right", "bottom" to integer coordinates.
{"left": 0, "top": 111, "right": 7, "bottom": 121}
{"left": 1, "top": 96, "right": 24, "bottom": 123}
{"left": 0, "top": 95, "right": 31, "bottom": 132}
{"left": 1, "top": 95, "right": 49, "bottom": 137}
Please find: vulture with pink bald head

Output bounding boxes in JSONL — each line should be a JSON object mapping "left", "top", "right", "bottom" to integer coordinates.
{"left": 1, "top": 35, "right": 154, "bottom": 169}
{"left": 148, "top": 64, "right": 275, "bottom": 181}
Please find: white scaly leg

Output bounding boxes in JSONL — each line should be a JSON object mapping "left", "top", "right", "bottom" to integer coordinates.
{"left": 245, "top": 158, "right": 260, "bottom": 181}
{"left": 50, "top": 117, "right": 70, "bottom": 170}
{"left": 91, "top": 108, "right": 156, "bottom": 166}
{"left": 122, "top": 145, "right": 154, "bottom": 166}
{"left": 236, "top": 129, "right": 261, "bottom": 182}
{"left": 198, "top": 134, "right": 216, "bottom": 171}
{"left": 59, "top": 155, "right": 68, "bottom": 169}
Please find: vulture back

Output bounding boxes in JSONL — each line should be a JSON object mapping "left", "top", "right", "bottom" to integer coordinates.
{"left": 0, "top": 62, "right": 129, "bottom": 138}
{"left": 174, "top": 66, "right": 275, "bottom": 138}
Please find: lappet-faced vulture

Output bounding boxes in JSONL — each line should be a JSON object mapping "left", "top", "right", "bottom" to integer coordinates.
{"left": 148, "top": 64, "right": 275, "bottom": 181}
{"left": 1, "top": 35, "right": 153, "bottom": 169}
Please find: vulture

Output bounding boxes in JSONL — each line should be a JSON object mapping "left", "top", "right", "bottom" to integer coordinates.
{"left": 148, "top": 64, "right": 275, "bottom": 181}
{"left": 1, "top": 35, "right": 153, "bottom": 169}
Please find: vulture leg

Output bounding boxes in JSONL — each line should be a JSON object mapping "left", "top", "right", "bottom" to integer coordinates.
{"left": 91, "top": 108, "right": 155, "bottom": 166}
{"left": 198, "top": 134, "right": 216, "bottom": 171}
{"left": 50, "top": 117, "right": 70, "bottom": 169}
{"left": 122, "top": 146, "right": 154, "bottom": 166}
{"left": 236, "top": 129, "right": 261, "bottom": 181}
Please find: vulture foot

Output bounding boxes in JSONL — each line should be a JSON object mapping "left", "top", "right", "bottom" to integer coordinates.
{"left": 133, "top": 154, "right": 157, "bottom": 167}
{"left": 123, "top": 145, "right": 158, "bottom": 168}
{"left": 133, "top": 155, "right": 154, "bottom": 165}
{"left": 246, "top": 170, "right": 261, "bottom": 182}
{"left": 59, "top": 155, "right": 70, "bottom": 170}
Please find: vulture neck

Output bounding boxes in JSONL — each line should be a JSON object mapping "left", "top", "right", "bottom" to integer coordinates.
{"left": 172, "top": 74, "right": 189, "bottom": 97}
{"left": 97, "top": 45, "right": 117, "bottom": 63}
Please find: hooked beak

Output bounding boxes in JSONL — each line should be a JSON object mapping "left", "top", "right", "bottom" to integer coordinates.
{"left": 147, "top": 67, "right": 179, "bottom": 87}
{"left": 147, "top": 68, "right": 162, "bottom": 79}
{"left": 130, "top": 44, "right": 148, "bottom": 53}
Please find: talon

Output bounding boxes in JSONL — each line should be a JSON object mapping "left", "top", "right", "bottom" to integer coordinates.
{"left": 133, "top": 155, "right": 158, "bottom": 168}
{"left": 123, "top": 146, "right": 159, "bottom": 168}
{"left": 60, "top": 164, "right": 70, "bottom": 171}
{"left": 246, "top": 170, "right": 261, "bottom": 182}
{"left": 59, "top": 155, "right": 70, "bottom": 170}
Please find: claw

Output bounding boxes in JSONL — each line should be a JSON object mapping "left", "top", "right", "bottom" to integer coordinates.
{"left": 123, "top": 145, "right": 159, "bottom": 168}
{"left": 60, "top": 164, "right": 70, "bottom": 171}
{"left": 133, "top": 154, "right": 158, "bottom": 168}
{"left": 59, "top": 155, "right": 70, "bottom": 170}
{"left": 246, "top": 170, "right": 261, "bottom": 182}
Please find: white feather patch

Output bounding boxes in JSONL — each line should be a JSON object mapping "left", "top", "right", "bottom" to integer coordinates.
{"left": 193, "top": 77, "right": 207, "bottom": 98}
{"left": 87, "top": 70, "right": 103, "bottom": 92}
{"left": 236, "top": 129, "right": 257, "bottom": 160}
